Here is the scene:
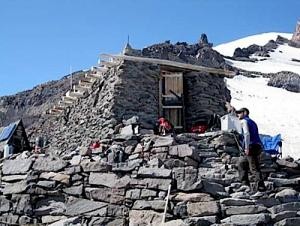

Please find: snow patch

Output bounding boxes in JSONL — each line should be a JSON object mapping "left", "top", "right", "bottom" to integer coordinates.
{"left": 226, "top": 75, "right": 300, "bottom": 159}
{"left": 214, "top": 32, "right": 293, "bottom": 57}
{"left": 225, "top": 43, "right": 300, "bottom": 74}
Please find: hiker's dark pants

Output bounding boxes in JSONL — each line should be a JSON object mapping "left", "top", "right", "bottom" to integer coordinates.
{"left": 237, "top": 144, "right": 265, "bottom": 189}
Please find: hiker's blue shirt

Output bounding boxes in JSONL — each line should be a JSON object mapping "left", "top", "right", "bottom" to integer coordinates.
{"left": 244, "top": 116, "right": 262, "bottom": 145}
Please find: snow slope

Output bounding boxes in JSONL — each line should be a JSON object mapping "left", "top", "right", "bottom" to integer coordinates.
{"left": 226, "top": 76, "right": 300, "bottom": 159}
{"left": 214, "top": 32, "right": 292, "bottom": 57}
{"left": 215, "top": 33, "right": 300, "bottom": 159}
{"left": 214, "top": 32, "right": 300, "bottom": 75}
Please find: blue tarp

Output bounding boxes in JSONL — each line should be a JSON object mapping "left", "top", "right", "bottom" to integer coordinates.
{"left": 0, "top": 123, "right": 17, "bottom": 142}
{"left": 259, "top": 134, "right": 282, "bottom": 155}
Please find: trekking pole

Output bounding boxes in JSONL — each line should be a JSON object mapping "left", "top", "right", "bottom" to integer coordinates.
{"left": 231, "top": 133, "right": 245, "bottom": 156}
{"left": 161, "top": 183, "right": 171, "bottom": 225}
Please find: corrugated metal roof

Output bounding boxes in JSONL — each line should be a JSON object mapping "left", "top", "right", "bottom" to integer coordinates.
{"left": 0, "top": 121, "right": 17, "bottom": 142}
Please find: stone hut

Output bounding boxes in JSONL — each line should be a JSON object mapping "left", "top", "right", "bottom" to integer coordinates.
{"left": 0, "top": 119, "right": 30, "bottom": 157}
{"left": 37, "top": 38, "right": 234, "bottom": 153}
{"left": 102, "top": 40, "right": 233, "bottom": 132}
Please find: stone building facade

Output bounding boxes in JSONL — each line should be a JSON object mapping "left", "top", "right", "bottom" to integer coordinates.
{"left": 113, "top": 60, "right": 230, "bottom": 130}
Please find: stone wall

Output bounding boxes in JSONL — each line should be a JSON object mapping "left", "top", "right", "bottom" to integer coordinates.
{"left": 184, "top": 71, "right": 230, "bottom": 129}
{"left": 112, "top": 62, "right": 230, "bottom": 130}
{"left": 112, "top": 61, "right": 160, "bottom": 129}
{"left": 37, "top": 65, "right": 122, "bottom": 154}
{"left": 36, "top": 60, "right": 230, "bottom": 155}
{"left": 1, "top": 126, "right": 300, "bottom": 225}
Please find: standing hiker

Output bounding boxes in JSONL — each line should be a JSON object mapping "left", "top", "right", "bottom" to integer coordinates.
{"left": 236, "top": 107, "right": 266, "bottom": 192}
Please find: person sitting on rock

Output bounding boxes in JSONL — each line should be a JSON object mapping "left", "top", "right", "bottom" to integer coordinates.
{"left": 157, "top": 117, "right": 174, "bottom": 136}
{"left": 236, "top": 107, "right": 266, "bottom": 192}
{"left": 34, "top": 136, "right": 44, "bottom": 153}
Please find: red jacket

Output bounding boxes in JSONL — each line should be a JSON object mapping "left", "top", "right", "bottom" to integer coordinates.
{"left": 158, "top": 118, "right": 172, "bottom": 130}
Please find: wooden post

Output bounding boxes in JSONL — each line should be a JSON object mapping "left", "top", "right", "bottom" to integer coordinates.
{"left": 159, "top": 70, "right": 163, "bottom": 117}
{"left": 161, "top": 184, "right": 171, "bottom": 224}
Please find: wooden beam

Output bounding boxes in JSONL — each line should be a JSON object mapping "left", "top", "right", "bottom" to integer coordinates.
{"left": 100, "top": 54, "right": 235, "bottom": 77}
{"left": 162, "top": 106, "right": 183, "bottom": 109}
{"left": 159, "top": 72, "right": 163, "bottom": 117}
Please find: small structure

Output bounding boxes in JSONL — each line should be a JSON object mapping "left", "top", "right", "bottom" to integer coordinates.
{"left": 0, "top": 119, "right": 30, "bottom": 158}
{"left": 101, "top": 53, "right": 234, "bottom": 131}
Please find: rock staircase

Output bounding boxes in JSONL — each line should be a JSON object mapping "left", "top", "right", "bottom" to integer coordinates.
{"left": 47, "top": 56, "right": 119, "bottom": 116}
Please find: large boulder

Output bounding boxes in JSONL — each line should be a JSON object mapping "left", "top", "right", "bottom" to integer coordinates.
{"left": 186, "top": 201, "right": 220, "bottom": 217}
{"left": 33, "top": 157, "right": 67, "bottom": 172}
{"left": 267, "top": 71, "right": 300, "bottom": 93}
{"left": 2, "top": 159, "right": 33, "bottom": 175}
{"left": 221, "top": 213, "right": 271, "bottom": 225}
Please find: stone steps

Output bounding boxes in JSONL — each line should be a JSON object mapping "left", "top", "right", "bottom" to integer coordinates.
{"left": 73, "top": 85, "right": 89, "bottom": 93}
{"left": 58, "top": 100, "right": 73, "bottom": 107}
{"left": 48, "top": 107, "right": 63, "bottom": 115}
{"left": 46, "top": 59, "right": 117, "bottom": 116}
{"left": 62, "top": 96, "right": 77, "bottom": 103}
{"left": 66, "top": 90, "right": 86, "bottom": 99}
{"left": 65, "top": 91, "right": 79, "bottom": 100}
{"left": 78, "top": 79, "right": 93, "bottom": 87}
{"left": 100, "top": 60, "right": 119, "bottom": 67}
{"left": 88, "top": 72, "right": 102, "bottom": 79}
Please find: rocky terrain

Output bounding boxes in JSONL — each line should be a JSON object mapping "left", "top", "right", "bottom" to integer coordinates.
{"left": 289, "top": 21, "right": 300, "bottom": 48}
{"left": 1, "top": 34, "right": 300, "bottom": 225}
{"left": 0, "top": 34, "right": 232, "bottom": 133}
{"left": 238, "top": 70, "right": 300, "bottom": 93}
{"left": 223, "top": 33, "right": 300, "bottom": 93}
{"left": 267, "top": 71, "right": 300, "bottom": 93}
{"left": 1, "top": 122, "right": 300, "bottom": 225}
{"left": 30, "top": 57, "right": 230, "bottom": 156}
{"left": 231, "top": 36, "right": 287, "bottom": 61}
{"left": 126, "top": 33, "right": 233, "bottom": 71}
{"left": 0, "top": 71, "right": 86, "bottom": 128}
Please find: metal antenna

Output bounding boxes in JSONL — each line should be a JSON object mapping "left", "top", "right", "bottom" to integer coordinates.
{"left": 127, "top": 35, "right": 130, "bottom": 45}
{"left": 70, "top": 65, "right": 73, "bottom": 91}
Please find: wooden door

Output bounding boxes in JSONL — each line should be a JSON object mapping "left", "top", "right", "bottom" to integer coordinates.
{"left": 159, "top": 70, "right": 184, "bottom": 130}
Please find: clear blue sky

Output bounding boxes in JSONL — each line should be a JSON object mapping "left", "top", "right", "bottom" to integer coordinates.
{"left": 0, "top": 0, "right": 299, "bottom": 96}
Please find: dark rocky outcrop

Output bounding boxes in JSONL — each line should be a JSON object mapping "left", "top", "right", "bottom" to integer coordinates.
{"left": 233, "top": 43, "right": 275, "bottom": 59}
{"left": 267, "top": 71, "right": 300, "bottom": 93}
{"left": 276, "top": 35, "right": 290, "bottom": 45}
{"left": 138, "top": 34, "right": 231, "bottom": 70}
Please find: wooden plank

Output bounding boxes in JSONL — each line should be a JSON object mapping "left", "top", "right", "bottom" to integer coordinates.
{"left": 164, "top": 108, "right": 183, "bottom": 128}
{"left": 159, "top": 74, "right": 163, "bottom": 116}
{"left": 162, "top": 94, "right": 182, "bottom": 98}
{"left": 162, "top": 106, "right": 183, "bottom": 109}
{"left": 161, "top": 74, "right": 183, "bottom": 78}
{"left": 164, "top": 73, "right": 183, "bottom": 96}
{"left": 101, "top": 54, "right": 235, "bottom": 77}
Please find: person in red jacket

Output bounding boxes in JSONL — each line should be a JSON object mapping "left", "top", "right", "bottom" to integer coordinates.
{"left": 157, "top": 117, "right": 174, "bottom": 136}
